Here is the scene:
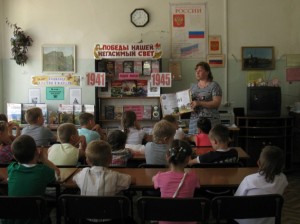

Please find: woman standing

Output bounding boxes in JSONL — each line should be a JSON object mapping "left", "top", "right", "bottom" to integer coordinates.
{"left": 189, "top": 61, "right": 222, "bottom": 134}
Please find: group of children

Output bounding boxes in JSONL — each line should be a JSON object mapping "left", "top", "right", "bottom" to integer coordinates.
{"left": 0, "top": 107, "right": 288, "bottom": 224}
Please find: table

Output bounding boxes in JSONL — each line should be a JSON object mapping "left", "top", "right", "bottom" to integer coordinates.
{"left": 131, "top": 146, "right": 249, "bottom": 160}
{"left": 63, "top": 167, "right": 258, "bottom": 190}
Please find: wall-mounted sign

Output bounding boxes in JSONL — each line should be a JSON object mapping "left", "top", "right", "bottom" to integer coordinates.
{"left": 46, "top": 87, "right": 64, "bottom": 100}
{"left": 151, "top": 73, "right": 172, "bottom": 87}
{"left": 93, "top": 43, "right": 162, "bottom": 60}
{"left": 32, "top": 75, "right": 81, "bottom": 86}
{"left": 86, "top": 72, "right": 106, "bottom": 86}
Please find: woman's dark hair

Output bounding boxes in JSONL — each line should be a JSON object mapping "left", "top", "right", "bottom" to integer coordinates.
{"left": 168, "top": 140, "right": 192, "bottom": 165}
{"left": 197, "top": 118, "right": 211, "bottom": 134}
{"left": 195, "top": 61, "right": 213, "bottom": 81}
{"left": 107, "top": 130, "right": 127, "bottom": 151}
{"left": 121, "top": 111, "right": 137, "bottom": 135}
{"left": 258, "top": 146, "right": 284, "bottom": 183}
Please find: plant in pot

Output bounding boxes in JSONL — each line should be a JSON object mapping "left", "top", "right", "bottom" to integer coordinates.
{"left": 6, "top": 19, "right": 33, "bottom": 66}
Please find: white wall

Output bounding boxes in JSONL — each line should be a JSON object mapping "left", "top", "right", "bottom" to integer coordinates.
{"left": 1, "top": 0, "right": 300, "bottom": 115}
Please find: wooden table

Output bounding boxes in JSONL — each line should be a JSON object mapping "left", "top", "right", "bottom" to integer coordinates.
{"left": 63, "top": 167, "right": 258, "bottom": 190}
{"left": 0, "top": 167, "right": 78, "bottom": 184}
{"left": 131, "top": 146, "right": 249, "bottom": 160}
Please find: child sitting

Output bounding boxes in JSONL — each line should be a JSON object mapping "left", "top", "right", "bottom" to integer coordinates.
{"left": 188, "top": 117, "right": 212, "bottom": 147}
{"left": 152, "top": 139, "right": 200, "bottom": 199}
{"left": 8, "top": 135, "right": 59, "bottom": 196}
{"left": 78, "top": 112, "right": 107, "bottom": 144}
{"left": 189, "top": 124, "right": 238, "bottom": 165}
{"left": 162, "top": 115, "right": 185, "bottom": 140}
{"left": 234, "top": 145, "right": 288, "bottom": 224}
{"left": 121, "top": 110, "right": 151, "bottom": 152}
{"left": 0, "top": 113, "right": 20, "bottom": 142}
{"left": 0, "top": 121, "right": 14, "bottom": 164}
{"left": 48, "top": 123, "right": 86, "bottom": 166}
{"left": 145, "top": 120, "right": 176, "bottom": 165}
{"left": 73, "top": 140, "right": 133, "bottom": 223}
{"left": 21, "top": 107, "right": 56, "bottom": 147}
{"left": 107, "top": 130, "right": 133, "bottom": 167}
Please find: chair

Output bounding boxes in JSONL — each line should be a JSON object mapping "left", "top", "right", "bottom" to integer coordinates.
{"left": 211, "top": 194, "right": 284, "bottom": 224}
{"left": 137, "top": 196, "right": 210, "bottom": 224}
{"left": 0, "top": 196, "right": 47, "bottom": 223}
{"left": 58, "top": 194, "right": 131, "bottom": 224}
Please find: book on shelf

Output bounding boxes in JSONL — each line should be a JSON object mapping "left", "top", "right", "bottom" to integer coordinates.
{"left": 114, "top": 105, "right": 123, "bottom": 120}
{"left": 58, "top": 104, "right": 74, "bottom": 124}
{"left": 35, "top": 103, "right": 48, "bottom": 125}
{"left": 105, "top": 105, "right": 115, "bottom": 120}
{"left": 48, "top": 110, "right": 59, "bottom": 125}
{"left": 115, "top": 61, "right": 123, "bottom": 76}
{"left": 95, "top": 60, "right": 106, "bottom": 73}
{"left": 105, "top": 60, "right": 115, "bottom": 76}
{"left": 73, "top": 104, "right": 82, "bottom": 125}
{"left": 142, "top": 61, "right": 152, "bottom": 76}
{"left": 123, "top": 105, "right": 144, "bottom": 120}
{"left": 134, "top": 61, "right": 143, "bottom": 75}
{"left": 143, "top": 105, "right": 152, "bottom": 120}
{"left": 160, "top": 89, "right": 193, "bottom": 117}
{"left": 83, "top": 104, "right": 95, "bottom": 115}
{"left": 21, "top": 103, "right": 36, "bottom": 124}
{"left": 7, "top": 103, "right": 22, "bottom": 125}
{"left": 98, "top": 80, "right": 111, "bottom": 97}
{"left": 147, "top": 81, "right": 160, "bottom": 97}
{"left": 123, "top": 61, "right": 134, "bottom": 73}
{"left": 136, "top": 80, "right": 148, "bottom": 97}
{"left": 151, "top": 60, "right": 160, "bottom": 73}
{"left": 111, "top": 80, "right": 123, "bottom": 97}
{"left": 121, "top": 80, "right": 136, "bottom": 96}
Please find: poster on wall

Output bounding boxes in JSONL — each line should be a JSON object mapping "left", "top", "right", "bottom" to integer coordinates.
{"left": 46, "top": 87, "right": 64, "bottom": 100}
{"left": 28, "top": 88, "right": 41, "bottom": 104}
{"left": 170, "top": 3, "right": 207, "bottom": 59}
{"left": 31, "top": 75, "right": 81, "bottom": 86}
{"left": 69, "top": 88, "right": 82, "bottom": 104}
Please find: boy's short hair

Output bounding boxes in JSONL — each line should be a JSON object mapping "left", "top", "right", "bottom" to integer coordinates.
{"left": 153, "top": 120, "right": 176, "bottom": 143}
{"left": 86, "top": 140, "right": 112, "bottom": 166}
{"left": 107, "top": 130, "right": 127, "bottom": 151}
{"left": 162, "top": 115, "right": 177, "bottom": 124}
{"left": 197, "top": 118, "right": 211, "bottom": 134}
{"left": 25, "top": 107, "right": 42, "bottom": 124}
{"left": 209, "top": 124, "right": 229, "bottom": 144}
{"left": 12, "top": 135, "right": 37, "bottom": 163}
{"left": 259, "top": 146, "right": 284, "bottom": 183}
{"left": 57, "top": 123, "right": 78, "bottom": 143}
{"left": 79, "top": 113, "right": 94, "bottom": 126}
{"left": 0, "top": 114, "right": 8, "bottom": 122}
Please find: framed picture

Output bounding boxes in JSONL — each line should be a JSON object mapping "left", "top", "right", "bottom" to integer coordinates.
{"left": 207, "top": 55, "right": 225, "bottom": 68}
{"left": 208, "top": 35, "right": 222, "bottom": 54}
{"left": 42, "top": 44, "right": 76, "bottom": 73}
{"left": 242, "top": 46, "right": 275, "bottom": 70}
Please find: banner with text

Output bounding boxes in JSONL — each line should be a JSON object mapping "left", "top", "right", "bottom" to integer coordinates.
{"left": 31, "top": 75, "right": 81, "bottom": 86}
{"left": 93, "top": 43, "right": 162, "bottom": 59}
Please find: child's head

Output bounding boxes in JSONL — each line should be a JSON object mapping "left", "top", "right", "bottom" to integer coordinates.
{"left": 25, "top": 107, "right": 43, "bottom": 125}
{"left": 0, "top": 121, "right": 9, "bottom": 140}
{"left": 167, "top": 139, "right": 192, "bottom": 166}
{"left": 57, "top": 123, "right": 79, "bottom": 144}
{"left": 121, "top": 111, "right": 137, "bottom": 132}
{"left": 12, "top": 135, "right": 37, "bottom": 163}
{"left": 153, "top": 120, "right": 176, "bottom": 144}
{"left": 0, "top": 114, "right": 8, "bottom": 123}
{"left": 197, "top": 118, "right": 211, "bottom": 134}
{"left": 86, "top": 140, "right": 112, "bottom": 166}
{"left": 107, "top": 130, "right": 127, "bottom": 151}
{"left": 163, "top": 115, "right": 179, "bottom": 129}
{"left": 208, "top": 124, "right": 230, "bottom": 146}
{"left": 79, "top": 112, "right": 95, "bottom": 128}
{"left": 258, "top": 145, "right": 284, "bottom": 183}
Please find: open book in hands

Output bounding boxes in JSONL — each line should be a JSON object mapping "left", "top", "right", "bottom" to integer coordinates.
{"left": 160, "top": 89, "right": 193, "bottom": 117}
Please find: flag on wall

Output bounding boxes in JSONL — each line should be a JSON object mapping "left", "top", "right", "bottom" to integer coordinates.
{"left": 180, "top": 44, "right": 199, "bottom": 56}
{"left": 188, "top": 31, "right": 204, "bottom": 38}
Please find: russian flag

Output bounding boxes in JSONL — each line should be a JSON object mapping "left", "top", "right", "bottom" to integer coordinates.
{"left": 180, "top": 44, "right": 199, "bottom": 56}
{"left": 189, "top": 31, "right": 204, "bottom": 38}
{"left": 208, "top": 60, "right": 223, "bottom": 65}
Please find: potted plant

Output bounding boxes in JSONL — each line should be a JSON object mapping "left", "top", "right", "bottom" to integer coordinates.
{"left": 6, "top": 18, "right": 33, "bottom": 66}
